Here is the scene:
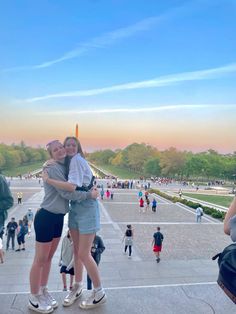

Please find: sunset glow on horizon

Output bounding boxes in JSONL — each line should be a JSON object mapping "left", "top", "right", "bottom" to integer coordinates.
{"left": 1, "top": 1, "right": 236, "bottom": 154}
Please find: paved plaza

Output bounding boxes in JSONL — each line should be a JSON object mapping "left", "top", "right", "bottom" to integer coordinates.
{"left": 0, "top": 178, "right": 234, "bottom": 313}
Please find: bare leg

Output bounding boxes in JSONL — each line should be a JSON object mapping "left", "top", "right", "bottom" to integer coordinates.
{"left": 70, "top": 229, "right": 84, "bottom": 283}
{"left": 40, "top": 237, "right": 61, "bottom": 287}
{"left": 224, "top": 197, "right": 236, "bottom": 235}
{"left": 62, "top": 273, "right": 67, "bottom": 289}
{"left": 29, "top": 239, "right": 59, "bottom": 295}
{"left": 70, "top": 275, "right": 74, "bottom": 289}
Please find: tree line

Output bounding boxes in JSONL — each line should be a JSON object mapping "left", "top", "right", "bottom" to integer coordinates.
{"left": 0, "top": 142, "right": 48, "bottom": 171}
{"left": 87, "top": 143, "right": 236, "bottom": 181}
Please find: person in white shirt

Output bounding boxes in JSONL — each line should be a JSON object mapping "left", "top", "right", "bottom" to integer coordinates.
{"left": 196, "top": 206, "right": 203, "bottom": 223}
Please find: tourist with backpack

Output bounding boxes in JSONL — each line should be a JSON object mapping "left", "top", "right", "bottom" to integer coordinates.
{"left": 196, "top": 206, "right": 203, "bottom": 223}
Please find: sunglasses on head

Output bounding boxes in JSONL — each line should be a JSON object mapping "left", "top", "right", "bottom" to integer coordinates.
{"left": 46, "top": 140, "right": 60, "bottom": 149}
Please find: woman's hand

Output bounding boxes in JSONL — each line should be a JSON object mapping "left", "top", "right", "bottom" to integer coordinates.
{"left": 42, "top": 170, "right": 49, "bottom": 183}
{"left": 43, "top": 159, "right": 56, "bottom": 168}
{"left": 91, "top": 187, "right": 99, "bottom": 199}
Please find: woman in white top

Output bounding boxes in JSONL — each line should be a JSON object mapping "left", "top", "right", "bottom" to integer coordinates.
{"left": 43, "top": 137, "right": 106, "bottom": 310}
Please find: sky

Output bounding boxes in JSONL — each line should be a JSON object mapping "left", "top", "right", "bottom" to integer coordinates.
{"left": 0, "top": 0, "right": 236, "bottom": 153}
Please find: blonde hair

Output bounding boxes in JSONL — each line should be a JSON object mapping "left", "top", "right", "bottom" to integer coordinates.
{"left": 46, "top": 140, "right": 60, "bottom": 157}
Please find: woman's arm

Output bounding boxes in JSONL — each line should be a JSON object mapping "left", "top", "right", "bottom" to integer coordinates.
{"left": 42, "top": 170, "right": 76, "bottom": 192}
{"left": 224, "top": 197, "right": 236, "bottom": 235}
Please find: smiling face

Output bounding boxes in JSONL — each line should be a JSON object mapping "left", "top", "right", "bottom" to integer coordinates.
{"left": 64, "top": 138, "right": 78, "bottom": 157}
{"left": 48, "top": 141, "right": 66, "bottom": 161}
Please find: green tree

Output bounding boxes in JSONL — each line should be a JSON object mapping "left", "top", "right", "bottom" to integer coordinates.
{"left": 144, "top": 157, "right": 161, "bottom": 176}
{"left": 159, "top": 147, "right": 186, "bottom": 177}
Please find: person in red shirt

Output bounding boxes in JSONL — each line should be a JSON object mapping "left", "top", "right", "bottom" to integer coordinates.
{"left": 139, "top": 197, "right": 144, "bottom": 212}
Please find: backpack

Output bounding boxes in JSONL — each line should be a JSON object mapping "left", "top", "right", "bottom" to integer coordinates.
{"left": 212, "top": 243, "right": 236, "bottom": 304}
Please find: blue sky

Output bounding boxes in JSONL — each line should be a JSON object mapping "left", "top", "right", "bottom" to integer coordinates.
{"left": 0, "top": 0, "right": 236, "bottom": 152}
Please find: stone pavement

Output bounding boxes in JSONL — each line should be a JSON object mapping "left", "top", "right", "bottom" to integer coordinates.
{"left": 0, "top": 178, "right": 235, "bottom": 313}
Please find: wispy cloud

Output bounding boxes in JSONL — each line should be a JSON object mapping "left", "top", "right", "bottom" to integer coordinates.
{"left": 36, "top": 104, "right": 236, "bottom": 116}
{"left": 24, "top": 62, "right": 236, "bottom": 103}
{"left": 2, "top": 0, "right": 203, "bottom": 73}
{"left": 2, "top": 15, "right": 165, "bottom": 73}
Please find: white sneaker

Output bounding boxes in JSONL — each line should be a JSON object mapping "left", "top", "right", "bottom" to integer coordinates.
{"left": 79, "top": 289, "right": 107, "bottom": 309}
{"left": 28, "top": 294, "right": 53, "bottom": 313}
{"left": 41, "top": 287, "right": 58, "bottom": 309}
{"left": 63, "top": 283, "right": 83, "bottom": 307}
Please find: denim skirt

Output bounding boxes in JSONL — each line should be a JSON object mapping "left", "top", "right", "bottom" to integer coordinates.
{"left": 68, "top": 199, "right": 100, "bottom": 234}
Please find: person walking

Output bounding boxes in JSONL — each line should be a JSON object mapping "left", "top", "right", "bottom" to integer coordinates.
{"left": 152, "top": 198, "right": 157, "bottom": 212}
{"left": 145, "top": 197, "right": 150, "bottom": 212}
{"left": 105, "top": 190, "right": 110, "bottom": 199}
{"left": 122, "top": 225, "right": 134, "bottom": 258}
{"left": 42, "top": 137, "right": 106, "bottom": 310}
{"left": 139, "top": 197, "right": 144, "bottom": 212}
{"left": 87, "top": 234, "right": 105, "bottom": 290}
{"left": 152, "top": 226, "right": 164, "bottom": 263}
{"left": 15, "top": 219, "right": 26, "bottom": 251}
{"left": 138, "top": 190, "right": 143, "bottom": 199}
{"left": 196, "top": 206, "right": 203, "bottom": 223}
{"left": 110, "top": 189, "right": 114, "bottom": 200}
{"left": 6, "top": 217, "right": 18, "bottom": 250}
{"left": 0, "top": 174, "right": 14, "bottom": 239}
{"left": 29, "top": 140, "right": 98, "bottom": 314}
{"left": 100, "top": 189, "right": 104, "bottom": 200}
{"left": 17, "top": 192, "right": 23, "bottom": 204}
{"left": 59, "top": 230, "right": 74, "bottom": 291}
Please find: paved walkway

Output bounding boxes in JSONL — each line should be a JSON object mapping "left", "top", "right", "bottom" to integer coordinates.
{"left": 0, "top": 178, "right": 234, "bottom": 313}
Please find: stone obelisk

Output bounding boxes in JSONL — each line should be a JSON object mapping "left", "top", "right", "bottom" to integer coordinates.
{"left": 75, "top": 123, "right": 79, "bottom": 139}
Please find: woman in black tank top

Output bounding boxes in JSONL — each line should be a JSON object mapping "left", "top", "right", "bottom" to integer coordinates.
{"left": 123, "top": 225, "right": 133, "bottom": 258}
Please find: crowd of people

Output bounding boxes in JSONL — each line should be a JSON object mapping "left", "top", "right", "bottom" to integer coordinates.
{"left": 138, "top": 190, "right": 157, "bottom": 213}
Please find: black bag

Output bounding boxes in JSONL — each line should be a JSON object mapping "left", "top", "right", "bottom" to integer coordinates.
{"left": 212, "top": 243, "right": 236, "bottom": 304}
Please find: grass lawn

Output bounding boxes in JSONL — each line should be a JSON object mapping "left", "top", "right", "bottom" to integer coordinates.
{"left": 94, "top": 164, "right": 142, "bottom": 179}
{"left": 183, "top": 192, "right": 234, "bottom": 207}
{"left": 2, "top": 161, "right": 43, "bottom": 177}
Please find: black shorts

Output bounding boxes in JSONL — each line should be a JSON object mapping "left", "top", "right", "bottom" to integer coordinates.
{"left": 60, "top": 265, "right": 74, "bottom": 275}
{"left": 17, "top": 235, "right": 25, "bottom": 245}
{"left": 34, "top": 208, "right": 64, "bottom": 243}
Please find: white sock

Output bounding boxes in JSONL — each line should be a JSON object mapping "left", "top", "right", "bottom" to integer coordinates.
{"left": 39, "top": 285, "right": 47, "bottom": 293}
{"left": 75, "top": 281, "right": 83, "bottom": 286}
{"left": 94, "top": 286, "right": 103, "bottom": 292}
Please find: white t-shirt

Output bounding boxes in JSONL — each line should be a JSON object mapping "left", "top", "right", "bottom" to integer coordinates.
{"left": 0, "top": 238, "right": 3, "bottom": 250}
{"left": 196, "top": 207, "right": 203, "bottom": 216}
{"left": 68, "top": 153, "right": 93, "bottom": 187}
